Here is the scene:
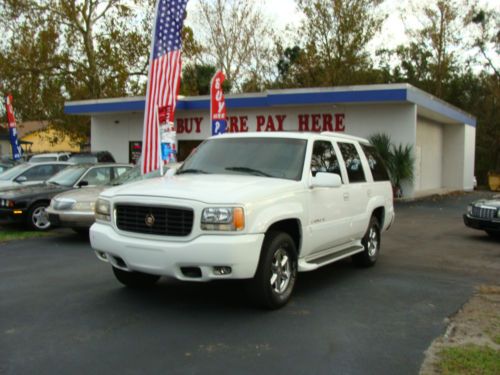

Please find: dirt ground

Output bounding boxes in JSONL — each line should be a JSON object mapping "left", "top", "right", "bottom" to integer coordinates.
{"left": 419, "top": 285, "right": 500, "bottom": 374}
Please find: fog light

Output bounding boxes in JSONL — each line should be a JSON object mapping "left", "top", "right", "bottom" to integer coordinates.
{"left": 213, "top": 266, "right": 232, "bottom": 275}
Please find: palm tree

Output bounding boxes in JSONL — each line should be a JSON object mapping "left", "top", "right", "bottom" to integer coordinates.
{"left": 391, "top": 144, "right": 415, "bottom": 196}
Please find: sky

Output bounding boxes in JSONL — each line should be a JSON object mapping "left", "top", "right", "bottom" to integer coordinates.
{"left": 186, "top": 0, "right": 499, "bottom": 52}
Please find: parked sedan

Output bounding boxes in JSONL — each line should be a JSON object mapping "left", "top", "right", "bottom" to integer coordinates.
{"left": 0, "top": 163, "right": 131, "bottom": 230}
{"left": 463, "top": 195, "right": 500, "bottom": 238}
{"left": 0, "top": 162, "right": 70, "bottom": 188}
{"left": 47, "top": 163, "right": 180, "bottom": 233}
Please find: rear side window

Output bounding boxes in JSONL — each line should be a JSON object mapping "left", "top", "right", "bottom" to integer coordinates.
{"left": 361, "top": 145, "right": 390, "bottom": 182}
{"left": 311, "top": 141, "right": 342, "bottom": 181}
{"left": 338, "top": 142, "right": 366, "bottom": 183}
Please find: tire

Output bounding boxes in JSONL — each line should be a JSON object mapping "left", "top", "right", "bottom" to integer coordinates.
{"left": 26, "top": 202, "right": 51, "bottom": 231}
{"left": 353, "top": 216, "right": 380, "bottom": 267}
{"left": 112, "top": 266, "right": 160, "bottom": 288}
{"left": 248, "top": 231, "right": 298, "bottom": 309}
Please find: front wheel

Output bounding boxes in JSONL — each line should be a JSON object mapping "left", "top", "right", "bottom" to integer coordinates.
{"left": 26, "top": 202, "right": 51, "bottom": 231}
{"left": 112, "top": 267, "right": 160, "bottom": 288}
{"left": 353, "top": 216, "right": 380, "bottom": 267}
{"left": 248, "top": 231, "right": 298, "bottom": 309}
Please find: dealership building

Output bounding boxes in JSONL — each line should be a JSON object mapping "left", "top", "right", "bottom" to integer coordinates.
{"left": 65, "top": 83, "right": 476, "bottom": 198}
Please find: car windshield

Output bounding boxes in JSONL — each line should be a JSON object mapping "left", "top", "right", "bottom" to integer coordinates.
{"left": 47, "top": 165, "right": 88, "bottom": 187}
{"left": 0, "top": 163, "right": 31, "bottom": 180}
{"left": 68, "top": 155, "right": 97, "bottom": 164}
{"left": 178, "top": 137, "right": 307, "bottom": 181}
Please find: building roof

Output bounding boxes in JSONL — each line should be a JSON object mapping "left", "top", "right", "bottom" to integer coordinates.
{"left": 64, "top": 83, "right": 476, "bottom": 126}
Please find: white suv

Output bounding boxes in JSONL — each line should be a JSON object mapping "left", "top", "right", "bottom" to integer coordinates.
{"left": 90, "top": 132, "right": 394, "bottom": 309}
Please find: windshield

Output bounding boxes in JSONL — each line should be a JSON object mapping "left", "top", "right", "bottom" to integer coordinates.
{"left": 178, "top": 137, "right": 307, "bottom": 181}
{"left": 0, "top": 163, "right": 31, "bottom": 180}
{"left": 47, "top": 166, "right": 88, "bottom": 187}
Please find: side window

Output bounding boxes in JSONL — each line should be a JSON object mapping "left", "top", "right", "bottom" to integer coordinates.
{"left": 311, "top": 141, "right": 342, "bottom": 180}
{"left": 361, "top": 145, "right": 390, "bottom": 182}
{"left": 338, "top": 142, "right": 366, "bottom": 183}
{"left": 113, "top": 167, "right": 129, "bottom": 179}
{"left": 59, "top": 155, "right": 69, "bottom": 161}
{"left": 21, "top": 165, "right": 55, "bottom": 181}
{"left": 81, "top": 167, "right": 111, "bottom": 185}
{"left": 53, "top": 164, "right": 67, "bottom": 174}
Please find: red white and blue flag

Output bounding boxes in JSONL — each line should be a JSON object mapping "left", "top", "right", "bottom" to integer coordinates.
{"left": 141, "top": 0, "right": 188, "bottom": 175}
{"left": 4, "top": 94, "right": 23, "bottom": 160}
{"left": 210, "top": 70, "right": 227, "bottom": 135}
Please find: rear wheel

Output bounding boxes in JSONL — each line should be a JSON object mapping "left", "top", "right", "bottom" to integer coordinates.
{"left": 26, "top": 202, "right": 51, "bottom": 231}
{"left": 353, "top": 216, "right": 380, "bottom": 267}
{"left": 248, "top": 231, "right": 298, "bottom": 309}
{"left": 112, "top": 267, "right": 160, "bottom": 288}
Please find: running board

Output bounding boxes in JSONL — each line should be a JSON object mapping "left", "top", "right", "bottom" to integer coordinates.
{"left": 299, "top": 245, "right": 364, "bottom": 271}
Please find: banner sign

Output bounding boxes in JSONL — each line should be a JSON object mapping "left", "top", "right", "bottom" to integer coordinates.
{"left": 4, "top": 94, "right": 23, "bottom": 160}
{"left": 141, "top": 0, "right": 188, "bottom": 175}
{"left": 210, "top": 70, "right": 227, "bottom": 135}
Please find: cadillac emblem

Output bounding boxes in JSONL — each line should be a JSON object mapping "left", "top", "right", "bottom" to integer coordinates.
{"left": 145, "top": 213, "right": 155, "bottom": 227}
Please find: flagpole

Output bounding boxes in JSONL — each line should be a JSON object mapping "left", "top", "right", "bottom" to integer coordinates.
{"left": 156, "top": 105, "right": 164, "bottom": 176}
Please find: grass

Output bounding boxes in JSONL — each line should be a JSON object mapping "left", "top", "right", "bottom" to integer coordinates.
{"left": 0, "top": 229, "right": 57, "bottom": 243}
{"left": 438, "top": 345, "right": 500, "bottom": 375}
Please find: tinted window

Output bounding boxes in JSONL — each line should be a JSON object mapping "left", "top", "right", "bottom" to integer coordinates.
{"left": 361, "top": 145, "right": 390, "bottom": 182}
{"left": 311, "top": 141, "right": 342, "bottom": 181}
{"left": 59, "top": 155, "right": 69, "bottom": 161}
{"left": 338, "top": 142, "right": 366, "bottom": 183}
{"left": 179, "top": 138, "right": 307, "bottom": 181}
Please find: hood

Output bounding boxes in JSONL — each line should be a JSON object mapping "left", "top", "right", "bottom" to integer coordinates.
{"left": 473, "top": 197, "right": 500, "bottom": 209}
{"left": 0, "top": 182, "right": 69, "bottom": 200}
{"left": 53, "top": 186, "right": 107, "bottom": 202}
{"left": 101, "top": 174, "right": 302, "bottom": 204}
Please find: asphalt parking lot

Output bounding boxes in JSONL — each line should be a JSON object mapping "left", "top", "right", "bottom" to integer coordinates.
{"left": 1, "top": 192, "right": 499, "bottom": 375}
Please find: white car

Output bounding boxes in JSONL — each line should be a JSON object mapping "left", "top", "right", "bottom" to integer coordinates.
{"left": 90, "top": 133, "right": 395, "bottom": 309}
{"left": 29, "top": 153, "right": 71, "bottom": 163}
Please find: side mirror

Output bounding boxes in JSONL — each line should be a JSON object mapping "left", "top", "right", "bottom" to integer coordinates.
{"left": 78, "top": 180, "right": 89, "bottom": 187}
{"left": 15, "top": 176, "right": 28, "bottom": 183}
{"left": 310, "top": 172, "right": 342, "bottom": 188}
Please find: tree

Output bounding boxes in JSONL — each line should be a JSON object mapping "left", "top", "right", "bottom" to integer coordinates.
{"left": 283, "top": 0, "right": 384, "bottom": 87}
{"left": 195, "top": 0, "right": 277, "bottom": 92}
{"left": 0, "top": 0, "right": 155, "bottom": 144}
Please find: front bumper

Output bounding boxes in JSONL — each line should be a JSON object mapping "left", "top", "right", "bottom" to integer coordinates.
{"left": 90, "top": 222, "right": 264, "bottom": 281}
{"left": 46, "top": 208, "right": 95, "bottom": 229}
{"left": 463, "top": 214, "right": 500, "bottom": 232}
{"left": 0, "top": 208, "right": 25, "bottom": 224}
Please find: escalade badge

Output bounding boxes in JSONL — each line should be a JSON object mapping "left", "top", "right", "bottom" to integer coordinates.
{"left": 145, "top": 213, "right": 155, "bottom": 227}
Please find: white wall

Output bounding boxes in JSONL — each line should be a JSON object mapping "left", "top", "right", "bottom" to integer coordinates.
{"left": 416, "top": 117, "right": 444, "bottom": 192}
{"left": 92, "top": 103, "right": 417, "bottom": 164}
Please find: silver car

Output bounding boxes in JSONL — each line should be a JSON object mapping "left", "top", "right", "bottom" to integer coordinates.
{"left": 47, "top": 163, "right": 180, "bottom": 234}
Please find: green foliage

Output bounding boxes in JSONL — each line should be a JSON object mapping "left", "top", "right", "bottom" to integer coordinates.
{"left": 369, "top": 133, "right": 415, "bottom": 192}
{"left": 437, "top": 345, "right": 500, "bottom": 375}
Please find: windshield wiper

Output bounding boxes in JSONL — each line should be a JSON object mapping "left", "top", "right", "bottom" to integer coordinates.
{"left": 225, "top": 166, "right": 272, "bottom": 177}
{"left": 177, "top": 168, "right": 208, "bottom": 175}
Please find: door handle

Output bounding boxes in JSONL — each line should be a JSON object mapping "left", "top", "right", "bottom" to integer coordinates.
{"left": 343, "top": 192, "right": 349, "bottom": 201}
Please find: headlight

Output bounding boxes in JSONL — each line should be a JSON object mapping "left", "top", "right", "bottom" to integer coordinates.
{"left": 201, "top": 207, "right": 244, "bottom": 231}
{"left": 95, "top": 199, "right": 111, "bottom": 221}
{"left": 0, "top": 199, "right": 14, "bottom": 208}
{"left": 51, "top": 198, "right": 76, "bottom": 210}
{"left": 72, "top": 201, "right": 96, "bottom": 212}
{"left": 467, "top": 205, "right": 473, "bottom": 215}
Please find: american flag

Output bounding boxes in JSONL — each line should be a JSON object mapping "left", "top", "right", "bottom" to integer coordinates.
{"left": 142, "top": 0, "right": 188, "bottom": 175}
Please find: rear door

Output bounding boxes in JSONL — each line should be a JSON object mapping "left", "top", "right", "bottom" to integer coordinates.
{"left": 336, "top": 141, "right": 370, "bottom": 240}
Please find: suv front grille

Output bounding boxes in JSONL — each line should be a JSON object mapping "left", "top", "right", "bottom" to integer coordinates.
{"left": 115, "top": 204, "right": 194, "bottom": 236}
{"left": 471, "top": 206, "right": 496, "bottom": 220}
